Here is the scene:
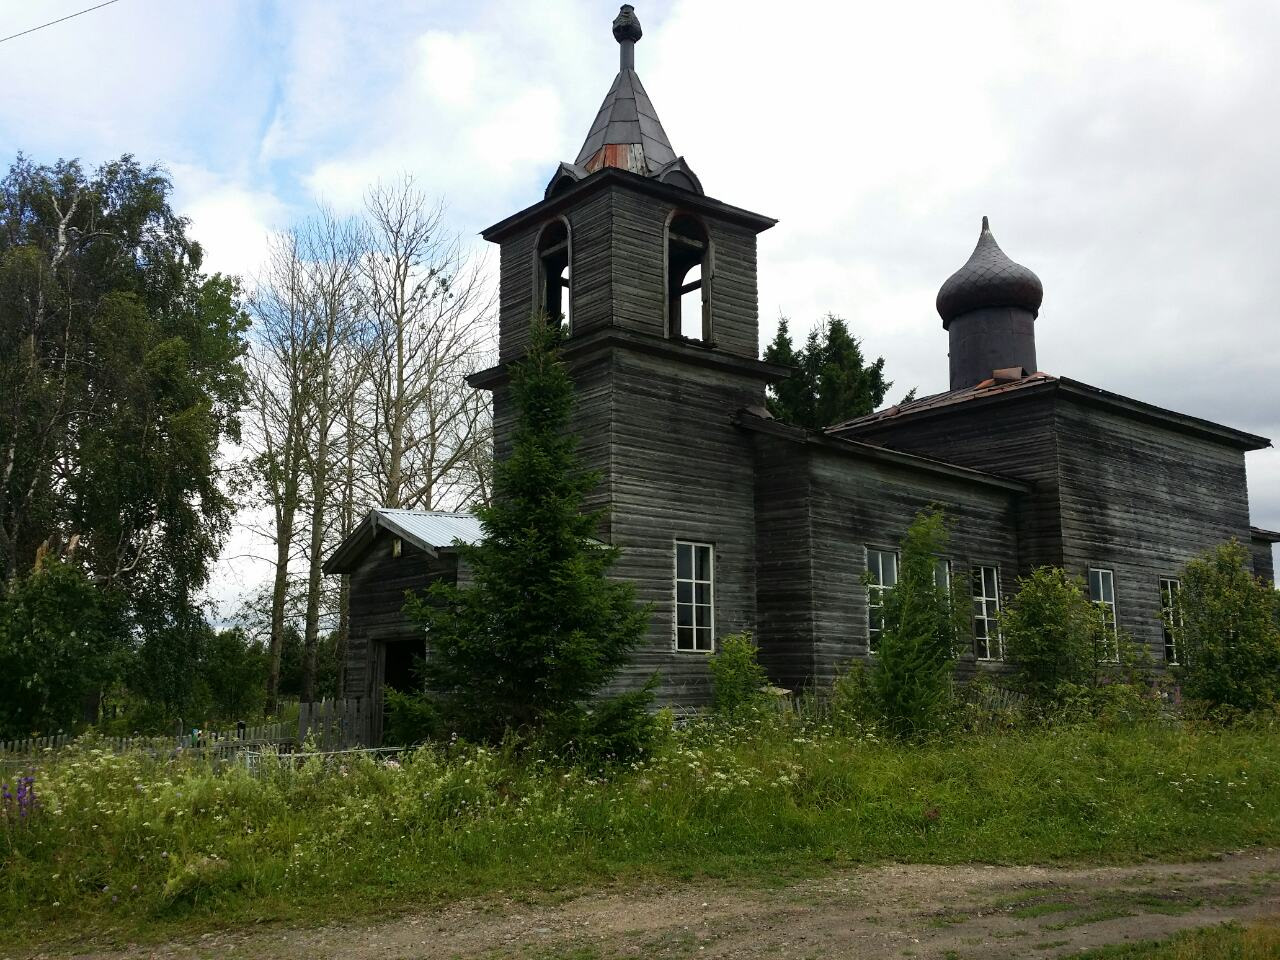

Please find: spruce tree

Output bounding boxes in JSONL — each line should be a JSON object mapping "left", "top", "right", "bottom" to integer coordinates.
{"left": 763, "top": 314, "right": 892, "bottom": 429}
{"left": 406, "top": 317, "right": 649, "bottom": 740}
{"left": 871, "top": 507, "right": 967, "bottom": 739}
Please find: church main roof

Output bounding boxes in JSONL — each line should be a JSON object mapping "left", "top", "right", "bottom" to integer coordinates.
{"left": 936, "top": 216, "right": 1044, "bottom": 327}
{"left": 546, "top": 5, "right": 704, "bottom": 198}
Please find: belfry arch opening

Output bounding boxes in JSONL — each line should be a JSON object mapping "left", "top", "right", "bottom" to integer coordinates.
{"left": 666, "top": 213, "right": 710, "bottom": 342}
{"left": 536, "top": 218, "right": 571, "bottom": 332}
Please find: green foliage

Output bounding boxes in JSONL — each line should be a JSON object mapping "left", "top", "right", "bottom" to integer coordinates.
{"left": 870, "top": 507, "right": 967, "bottom": 739}
{"left": 1176, "top": 540, "right": 1280, "bottom": 715}
{"left": 541, "top": 681, "right": 662, "bottom": 770}
{"left": 0, "top": 558, "right": 126, "bottom": 737}
{"left": 0, "top": 153, "right": 248, "bottom": 719}
{"left": 405, "top": 316, "right": 650, "bottom": 741}
{"left": 383, "top": 689, "right": 442, "bottom": 747}
{"left": 7, "top": 719, "right": 1280, "bottom": 947}
{"left": 828, "top": 660, "right": 879, "bottom": 733}
{"left": 1001, "top": 567, "right": 1109, "bottom": 699}
{"left": 763, "top": 314, "right": 891, "bottom": 429}
{"left": 708, "top": 632, "right": 769, "bottom": 714}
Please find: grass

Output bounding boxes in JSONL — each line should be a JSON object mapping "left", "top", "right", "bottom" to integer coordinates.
{"left": 1074, "top": 919, "right": 1280, "bottom": 958}
{"left": 2, "top": 714, "right": 1279, "bottom": 950}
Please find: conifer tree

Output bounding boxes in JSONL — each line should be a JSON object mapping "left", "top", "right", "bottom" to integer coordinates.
{"left": 871, "top": 507, "right": 967, "bottom": 739}
{"left": 406, "top": 317, "right": 649, "bottom": 740}
{"left": 763, "top": 314, "right": 892, "bottom": 429}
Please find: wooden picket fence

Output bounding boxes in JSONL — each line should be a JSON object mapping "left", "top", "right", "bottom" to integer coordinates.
{"left": 296, "top": 698, "right": 375, "bottom": 751}
{"left": 0, "top": 720, "right": 295, "bottom": 759}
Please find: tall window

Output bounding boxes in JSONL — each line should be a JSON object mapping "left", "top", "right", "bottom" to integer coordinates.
{"left": 973, "top": 565, "right": 1002, "bottom": 660}
{"left": 1089, "top": 567, "right": 1119, "bottom": 661}
{"left": 1159, "top": 577, "right": 1183, "bottom": 664}
{"left": 866, "top": 548, "right": 898, "bottom": 652}
{"left": 934, "top": 559, "right": 952, "bottom": 593}
{"left": 666, "top": 214, "right": 710, "bottom": 341}
{"left": 675, "top": 541, "right": 714, "bottom": 652}
{"left": 537, "top": 219, "right": 571, "bottom": 332}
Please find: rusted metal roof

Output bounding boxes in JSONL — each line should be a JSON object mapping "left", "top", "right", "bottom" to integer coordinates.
{"left": 829, "top": 372, "right": 1271, "bottom": 452}
{"left": 829, "top": 372, "right": 1059, "bottom": 433}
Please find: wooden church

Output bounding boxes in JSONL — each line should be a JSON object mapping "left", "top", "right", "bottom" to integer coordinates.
{"left": 325, "top": 5, "right": 1278, "bottom": 722}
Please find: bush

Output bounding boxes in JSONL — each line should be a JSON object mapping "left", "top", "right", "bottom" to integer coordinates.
{"left": 541, "top": 681, "right": 662, "bottom": 770}
{"left": 1000, "top": 567, "right": 1105, "bottom": 700}
{"left": 384, "top": 689, "right": 442, "bottom": 746}
{"left": 0, "top": 558, "right": 127, "bottom": 737}
{"left": 708, "top": 632, "right": 769, "bottom": 714}
{"left": 1176, "top": 540, "right": 1280, "bottom": 715}
{"left": 828, "top": 661, "right": 878, "bottom": 733}
{"left": 870, "top": 507, "right": 967, "bottom": 739}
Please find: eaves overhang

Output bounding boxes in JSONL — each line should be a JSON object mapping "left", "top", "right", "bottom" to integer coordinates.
{"left": 480, "top": 166, "right": 777, "bottom": 244}
{"left": 468, "top": 326, "right": 792, "bottom": 391}
{"left": 736, "top": 411, "right": 1033, "bottom": 495}
{"left": 1251, "top": 526, "right": 1280, "bottom": 544}
{"left": 1055, "top": 378, "right": 1272, "bottom": 452}
{"left": 322, "top": 508, "right": 483, "bottom": 575}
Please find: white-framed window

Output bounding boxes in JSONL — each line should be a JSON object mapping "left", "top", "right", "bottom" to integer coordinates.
{"left": 865, "top": 547, "right": 898, "bottom": 652}
{"left": 934, "top": 558, "right": 952, "bottom": 593}
{"left": 1089, "top": 567, "right": 1119, "bottom": 661}
{"left": 1159, "top": 577, "right": 1182, "bottom": 664}
{"left": 973, "top": 564, "right": 1002, "bottom": 660}
{"left": 674, "top": 541, "right": 714, "bottom": 652}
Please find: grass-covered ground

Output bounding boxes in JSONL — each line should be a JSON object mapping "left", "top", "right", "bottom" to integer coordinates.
{"left": 2, "top": 714, "right": 1279, "bottom": 949}
{"left": 1076, "top": 920, "right": 1280, "bottom": 958}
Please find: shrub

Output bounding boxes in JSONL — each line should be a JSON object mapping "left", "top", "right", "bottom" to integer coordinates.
{"left": 870, "top": 506, "right": 968, "bottom": 739}
{"left": 0, "top": 558, "right": 127, "bottom": 737}
{"left": 999, "top": 567, "right": 1104, "bottom": 700}
{"left": 1176, "top": 540, "right": 1280, "bottom": 715}
{"left": 708, "top": 632, "right": 769, "bottom": 714}
{"left": 541, "top": 680, "right": 662, "bottom": 769}
{"left": 828, "top": 660, "right": 878, "bottom": 733}
{"left": 383, "top": 689, "right": 442, "bottom": 746}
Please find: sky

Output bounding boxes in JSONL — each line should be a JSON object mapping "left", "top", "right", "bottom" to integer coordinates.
{"left": 1, "top": 0, "right": 1277, "bottom": 610}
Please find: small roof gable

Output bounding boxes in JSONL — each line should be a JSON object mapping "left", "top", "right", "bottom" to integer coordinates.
{"left": 322, "top": 508, "right": 483, "bottom": 575}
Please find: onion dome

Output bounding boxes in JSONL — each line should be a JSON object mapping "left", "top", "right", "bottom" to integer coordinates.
{"left": 936, "top": 216, "right": 1044, "bottom": 328}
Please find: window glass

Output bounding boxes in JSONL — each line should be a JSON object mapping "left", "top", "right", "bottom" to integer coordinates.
{"left": 934, "top": 559, "right": 951, "bottom": 593}
{"left": 1089, "top": 568, "right": 1119, "bottom": 661}
{"left": 1159, "top": 577, "right": 1182, "bottom": 664}
{"left": 675, "top": 541, "right": 714, "bottom": 652}
{"left": 973, "top": 565, "right": 1002, "bottom": 660}
{"left": 866, "top": 548, "right": 899, "bottom": 653}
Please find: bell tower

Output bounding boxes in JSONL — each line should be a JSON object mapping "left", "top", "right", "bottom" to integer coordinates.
{"left": 470, "top": 5, "right": 783, "bottom": 703}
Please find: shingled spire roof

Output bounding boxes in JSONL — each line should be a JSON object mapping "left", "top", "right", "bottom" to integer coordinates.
{"left": 546, "top": 5, "right": 703, "bottom": 198}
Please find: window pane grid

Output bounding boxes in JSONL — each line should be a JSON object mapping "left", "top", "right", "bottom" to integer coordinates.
{"left": 973, "top": 565, "right": 1002, "bottom": 660}
{"left": 1159, "top": 577, "right": 1182, "bottom": 664}
{"left": 866, "top": 548, "right": 898, "bottom": 653}
{"left": 1089, "top": 568, "right": 1119, "bottom": 661}
{"left": 675, "top": 541, "right": 714, "bottom": 652}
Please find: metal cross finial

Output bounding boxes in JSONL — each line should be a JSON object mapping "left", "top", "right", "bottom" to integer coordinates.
{"left": 613, "top": 4, "right": 642, "bottom": 71}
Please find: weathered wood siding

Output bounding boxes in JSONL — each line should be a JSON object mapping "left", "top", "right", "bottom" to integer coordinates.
{"left": 1053, "top": 400, "right": 1255, "bottom": 663}
{"left": 1251, "top": 535, "right": 1276, "bottom": 584}
{"left": 343, "top": 532, "right": 457, "bottom": 700}
{"left": 604, "top": 350, "right": 765, "bottom": 706}
{"left": 847, "top": 393, "right": 1062, "bottom": 574}
{"left": 751, "top": 434, "right": 816, "bottom": 691}
{"left": 806, "top": 446, "right": 1021, "bottom": 686}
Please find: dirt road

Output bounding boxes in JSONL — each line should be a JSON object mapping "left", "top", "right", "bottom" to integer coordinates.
{"left": 27, "top": 849, "right": 1280, "bottom": 960}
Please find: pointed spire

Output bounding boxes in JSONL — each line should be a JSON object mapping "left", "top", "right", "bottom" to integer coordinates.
{"left": 573, "top": 6, "right": 679, "bottom": 177}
